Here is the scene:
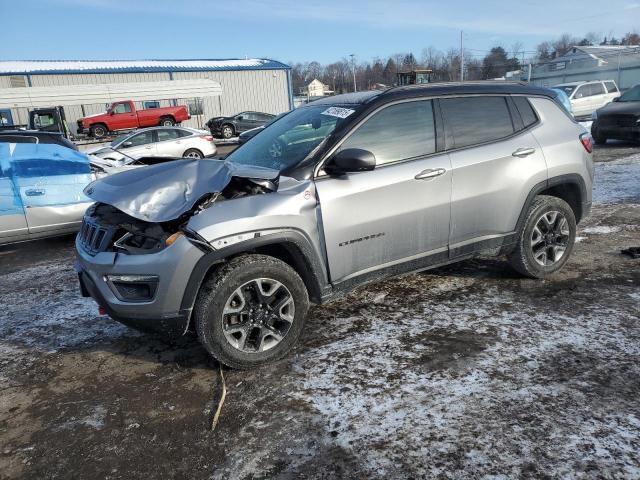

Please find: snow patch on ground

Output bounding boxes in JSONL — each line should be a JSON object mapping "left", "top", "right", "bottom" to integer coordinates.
{"left": 0, "top": 262, "right": 132, "bottom": 353}
{"left": 582, "top": 225, "right": 622, "bottom": 234}
{"left": 593, "top": 154, "right": 640, "bottom": 204}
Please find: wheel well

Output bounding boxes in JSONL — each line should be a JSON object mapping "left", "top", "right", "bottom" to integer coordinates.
{"left": 222, "top": 123, "right": 234, "bottom": 132}
{"left": 538, "top": 182, "right": 583, "bottom": 222}
{"left": 251, "top": 244, "right": 322, "bottom": 303}
{"left": 160, "top": 115, "right": 175, "bottom": 122}
{"left": 90, "top": 123, "right": 107, "bottom": 131}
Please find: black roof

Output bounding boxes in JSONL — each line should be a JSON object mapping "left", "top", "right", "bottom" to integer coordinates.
{"left": 310, "top": 81, "right": 555, "bottom": 107}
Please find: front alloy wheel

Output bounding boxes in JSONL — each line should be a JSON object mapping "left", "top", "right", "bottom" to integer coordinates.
{"left": 222, "top": 125, "right": 234, "bottom": 139}
{"left": 222, "top": 278, "right": 294, "bottom": 353}
{"left": 194, "top": 254, "right": 309, "bottom": 369}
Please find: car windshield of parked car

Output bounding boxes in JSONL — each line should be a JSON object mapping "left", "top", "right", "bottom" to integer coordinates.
{"left": 557, "top": 85, "right": 577, "bottom": 97}
{"left": 618, "top": 85, "right": 640, "bottom": 102}
{"left": 110, "top": 134, "right": 130, "bottom": 147}
{"left": 225, "top": 105, "right": 348, "bottom": 171}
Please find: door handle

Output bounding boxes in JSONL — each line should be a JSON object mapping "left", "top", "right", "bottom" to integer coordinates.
{"left": 512, "top": 147, "right": 536, "bottom": 158}
{"left": 25, "top": 188, "right": 45, "bottom": 196}
{"left": 415, "top": 168, "right": 446, "bottom": 180}
{"left": 145, "top": 146, "right": 153, "bottom": 149}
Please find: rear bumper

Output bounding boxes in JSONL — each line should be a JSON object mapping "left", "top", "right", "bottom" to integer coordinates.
{"left": 75, "top": 234, "right": 205, "bottom": 336}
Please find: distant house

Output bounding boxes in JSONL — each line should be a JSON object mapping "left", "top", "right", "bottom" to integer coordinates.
{"left": 526, "top": 45, "right": 640, "bottom": 90}
{"left": 302, "top": 79, "right": 333, "bottom": 97}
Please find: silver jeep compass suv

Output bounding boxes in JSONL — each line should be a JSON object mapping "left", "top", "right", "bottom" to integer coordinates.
{"left": 76, "top": 82, "right": 594, "bottom": 369}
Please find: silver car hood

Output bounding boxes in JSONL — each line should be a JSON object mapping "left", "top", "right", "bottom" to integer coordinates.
{"left": 84, "top": 159, "right": 279, "bottom": 222}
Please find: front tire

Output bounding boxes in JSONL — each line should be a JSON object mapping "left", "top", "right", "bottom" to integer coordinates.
{"left": 221, "top": 124, "right": 235, "bottom": 139}
{"left": 508, "top": 195, "right": 576, "bottom": 278}
{"left": 194, "top": 255, "right": 309, "bottom": 369}
{"left": 591, "top": 125, "right": 607, "bottom": 145}
{"left": 90, "top": 124, "right": 107, "bottom": 138}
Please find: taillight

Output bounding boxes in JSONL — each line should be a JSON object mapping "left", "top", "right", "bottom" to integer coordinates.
{"left": 580, "top": 133, "right": 593, "bottom": 153}
{"left": 200, "top": 134, "right": 214, "bottom": 142}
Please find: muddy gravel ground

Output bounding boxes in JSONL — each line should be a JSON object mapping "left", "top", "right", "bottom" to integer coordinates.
{"left": 1, "top": 145, "right": 639, "bottom": 479}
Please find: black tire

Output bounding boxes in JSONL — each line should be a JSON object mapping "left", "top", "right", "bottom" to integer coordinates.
{"left": 508, "top": 195, "right": 576, "bottom": 279}
{"left": 159, "top": 116, "right": 175, "bottom": 127}
{"left": 183, "top": 148, "right": 204, "bottom": 159}
{"left": 90, "top": 124, "right": 108, "bottom": 138}
{"left": 194, "top": 255, "right": 309, "bottom": 369}
{"left": 221, "top": 124, "right": 235, "bottom": 139}
{"left": 591, "top": 125, "right": 607, "bottom": 145}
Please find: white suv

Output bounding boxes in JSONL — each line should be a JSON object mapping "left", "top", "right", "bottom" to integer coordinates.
{"left": 554, "top": 80, "right": 620, "bottom": 118}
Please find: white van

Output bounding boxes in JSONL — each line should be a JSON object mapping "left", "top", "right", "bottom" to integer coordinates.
{"left": 554, "top": 80, "right": 620, "bottom": 118}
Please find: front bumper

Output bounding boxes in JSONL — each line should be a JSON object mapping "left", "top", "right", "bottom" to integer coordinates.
{"left": 75, "top": 234, "right": 205, "bottom": 336}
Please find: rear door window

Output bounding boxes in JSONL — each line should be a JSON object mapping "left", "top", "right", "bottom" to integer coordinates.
{"left": 440, "top": 96, "right": 514, "bottom": 149}
{"left": 339, "top": 100, "right": 436, "bottom": 166}
{"left": 156, "top": 129, "right": 180, "bottom": 142}
{"left": 590, "top": 83, "right": 605, "bottom": 96}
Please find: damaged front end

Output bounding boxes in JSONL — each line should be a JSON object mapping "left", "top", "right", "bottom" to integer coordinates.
{"left": 79, "top": 159, "right": 279, "bottom": 255}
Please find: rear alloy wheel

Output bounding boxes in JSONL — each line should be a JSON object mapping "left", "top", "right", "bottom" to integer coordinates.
{"left": 195, "top": 255, "right": 309, "bottom": 369}
{"left": 508, "top": 195, "right": 576, "bottom": 278}
{"left": 183, "top": 148, "right": 203, "bottom": 159}
{"left": 221, "top": 125, "right": 235, "bottom": 139}
{"left": 160, "top": 117, "right": 175, "bottom": 127}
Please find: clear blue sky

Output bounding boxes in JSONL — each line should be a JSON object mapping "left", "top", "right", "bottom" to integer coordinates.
{"left": 1, "top": 0, "right": 638, "bottom": 64}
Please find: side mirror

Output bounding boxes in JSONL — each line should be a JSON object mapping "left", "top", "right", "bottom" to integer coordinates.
{"left": 122, "top": 141, "right": 133, "bottom": 148}
{"left": 326, "top": 148, "right": 376, "bottom": 175}
{"left": 109, "top": 110, "right": 116, "bottom": 115}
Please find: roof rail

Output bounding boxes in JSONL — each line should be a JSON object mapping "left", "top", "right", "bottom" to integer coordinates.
{"left": 385, "top": 80, "right": 528, "bottom": 94}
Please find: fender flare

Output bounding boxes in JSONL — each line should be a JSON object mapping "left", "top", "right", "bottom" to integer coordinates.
{"left": 512, "top": 173, "right": 589, "bottom": 242}
{"left": 179, "top": 229, "right": 331, "bottom": 317}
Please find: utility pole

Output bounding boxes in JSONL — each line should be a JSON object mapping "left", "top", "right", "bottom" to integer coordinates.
{"left": 460, "top": 30, "right": 464, "bottom": 82}
{"left": 349, "top": 54, "right": 357, "bottom": 92}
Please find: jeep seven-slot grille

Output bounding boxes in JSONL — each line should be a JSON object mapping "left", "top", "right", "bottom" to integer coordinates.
{"left": 79, "top": 218, "right": 115, "bottom": 255}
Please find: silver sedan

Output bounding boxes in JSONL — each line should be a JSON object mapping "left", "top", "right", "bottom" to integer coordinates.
{"left": 87, "top": 126, "right": 217, "bottom": 162}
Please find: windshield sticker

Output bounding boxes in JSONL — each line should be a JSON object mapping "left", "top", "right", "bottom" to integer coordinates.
{"left": 321, "top": 107, "right": 355, "bottom": 119}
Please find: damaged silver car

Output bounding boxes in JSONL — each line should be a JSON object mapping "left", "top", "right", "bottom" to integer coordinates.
{"left": 76, "top": 83, "right": 594, "bottom": 369}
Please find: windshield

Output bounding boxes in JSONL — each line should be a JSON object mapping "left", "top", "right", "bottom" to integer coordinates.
{"left": 110, "top": 133, "right": 130, "bottom": 147}
{"left": 618, "top": 85, "right": 640, "bottom": 102}
{"left": 556, "top": 85, "right": 577, "bottom": 97}
{"left": 225, "top": 105, "right": 352, "bottom": 171}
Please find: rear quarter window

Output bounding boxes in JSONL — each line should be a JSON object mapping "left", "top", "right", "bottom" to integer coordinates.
{"left": 440, "top": 96, "right": 514, "bottom": 149}
{"left": 605, "top": 82, "right": 618, "bottom": 93}
{"left": 512, "top": 97, "right": 538, "bottom": 129}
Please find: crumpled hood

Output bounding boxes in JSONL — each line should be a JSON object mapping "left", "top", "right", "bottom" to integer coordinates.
{"left": 83, "top": 159, "right": 279, "bottom": 222}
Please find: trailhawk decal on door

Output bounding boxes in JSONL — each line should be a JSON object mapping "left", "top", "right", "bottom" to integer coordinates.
{"left": 338, "top": 232, "right": 385, "bottom": 247}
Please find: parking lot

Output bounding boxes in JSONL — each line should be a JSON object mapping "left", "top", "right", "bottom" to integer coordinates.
{"left": 1, "top": 142, "right": 639, "bottom": 479}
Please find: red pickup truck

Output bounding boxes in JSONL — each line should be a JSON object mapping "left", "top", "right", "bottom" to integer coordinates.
{"left": 77, "top": 100, "right": 190, "bottom": 138}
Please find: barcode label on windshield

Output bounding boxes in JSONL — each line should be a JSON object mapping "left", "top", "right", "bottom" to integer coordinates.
{"left": 321, "top": 107, "right": 355, "bottom": 119}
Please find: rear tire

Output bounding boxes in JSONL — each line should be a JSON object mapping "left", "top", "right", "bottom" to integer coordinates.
{"left": 160, "top": 116, "right": 175, "bottom": 127}
{"left": 90, "top": 124, "right": 107, "bottom": 138}
{"left": 183, "top": 148, "right": 203, "bottom": 159}
{"left": 194, "top": 255, "right": 309, "bottom": 369}
{"left": 508, "top": 195, "right": 576, "bottom": 279}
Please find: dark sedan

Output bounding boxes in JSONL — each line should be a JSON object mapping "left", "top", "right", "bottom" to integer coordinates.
{"left": 591, "top": 84, "right": 640, "bottom": 144}
{"left": 206, "top": 111, "right": 275, "bottom": 139}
